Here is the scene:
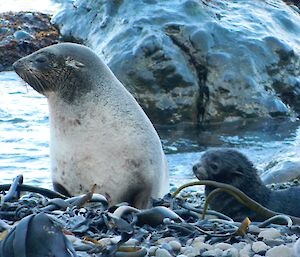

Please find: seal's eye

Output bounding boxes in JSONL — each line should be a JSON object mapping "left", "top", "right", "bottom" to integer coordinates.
{"left": 35, "top": 56, "right": 48, "bottom": 63}
{"left": 210, "top": 163, "right": 218, "bottom": 171}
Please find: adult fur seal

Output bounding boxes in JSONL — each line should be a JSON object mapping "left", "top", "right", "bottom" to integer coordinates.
{"left": 192, "top": 148, "right": 300, "bottom": 220}
{"left": 13, "top": 43, "right": 169, "bottom": 208}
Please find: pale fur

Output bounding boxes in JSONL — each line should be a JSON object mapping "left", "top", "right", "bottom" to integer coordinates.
{"left": 14, "top": 43, "right": 169, "bottom": 208}
{"left": 46, "top": 77, "right": 169, "bottom": 207}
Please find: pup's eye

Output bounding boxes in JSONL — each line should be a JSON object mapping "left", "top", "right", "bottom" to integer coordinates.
{"left": 35, "top": 56, "right": 47, "bottom": 63}
{"left": 210, "top": 163, "right": 218, "bottom": 170}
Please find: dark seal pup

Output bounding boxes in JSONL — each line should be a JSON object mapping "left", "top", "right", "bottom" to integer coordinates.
{"left": 13, "top": 43, "right": 169, "bottom": 208}
{"left": 193, "top": 148, "right": 300, "bottom": 220}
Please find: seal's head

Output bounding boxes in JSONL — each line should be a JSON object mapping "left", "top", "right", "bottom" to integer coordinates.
{"left": 13, "top": 43, "right": 107, "bottom": 102}
{"left": 192, "top": 148, "right": 259, "bottom": 188}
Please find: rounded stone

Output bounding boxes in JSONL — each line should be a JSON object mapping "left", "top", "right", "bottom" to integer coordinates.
{"left": 258, "top": 228, "right": 282, "bottom": 240}
{"left": 239, "top": 244, "right": 251, "bottom": 257}
{"left": 168, "top": 240, "right": 181, "bottom": 252}
{"left": 14, "top": 30, "right": 33, "bottom": 41}
{"left": 222, "top": 248, "right": 239, "bottom": 257}
{"left": 215, "top": 243, "right": 233, "bottom": 251}
{"left": 252, "top": 241, "right": 269, "bottom": 253}
{"left": 202, "top": 248, "right": 223, "bottom": 257}
{"left": 149, "top": 246, "right": 158, "bottom": 256}
{"left": 155, "top": 248, "right": 172, "bottom": 257}
{"left": 265, "top": 245, "right": 293, "bottom": 257}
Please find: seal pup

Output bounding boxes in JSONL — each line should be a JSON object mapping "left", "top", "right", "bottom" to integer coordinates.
{"left": 192, "top": 148, "right": 300, "bottom": 220}
{"left": 13, "top": 43, "right": 169, "bottom": 208}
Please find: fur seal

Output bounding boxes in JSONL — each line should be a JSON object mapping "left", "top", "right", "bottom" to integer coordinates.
{"left": 192, "top": 148, "right": 300, "bottom": 220}
{"left": 13, "top": 42, "right": 169, "bottom": 208}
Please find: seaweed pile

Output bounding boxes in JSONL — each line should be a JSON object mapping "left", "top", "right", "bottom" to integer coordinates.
{"left": 0, "top": 176, "right": 299, "bottom": 257}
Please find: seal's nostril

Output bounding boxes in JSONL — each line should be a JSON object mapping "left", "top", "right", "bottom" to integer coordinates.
{"left": 192, "top": 165, "right": 198, "bottom": 173}
{"left": 13, "top": 60, "right": 22, "bottom": 71}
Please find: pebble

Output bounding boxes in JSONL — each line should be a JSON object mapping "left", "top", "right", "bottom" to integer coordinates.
{"left": 156, "top": 237, "right": 176, "bottom": 245}
{"left": 168, "top": 240, "right": 181, "bottom": 251}
{"left": 155, "top": 248, "right": 172, "bottom": 257}
{"left": 232, "top": 242, "right": 247, "bottom": 251}
{"left": 13, "top": 30, "right": 33, "bottom": 41}
{"left": 124, "top": 238, "right": 139, "bottom": 246}
{"left": 258, "top": 228, "right": 281, "bottom": 240}
{"left": 252, "top": 241, "right": 270, "bottom": 253}
{"left": 202, "top": 248, "right": 223, "bottom": 257}
{"left": 239, "top": 244, "right": 251, "bottom": 257}
{"left": 98, "top": 237, "right": 112, "bottom": 246}
{"left": 248, "top": 224, "right": 261, "bottom": 234}
{"left": 187, "top": 236, "right": 205, "bottom": 246}
{"left": 265, "top": 245, "right": 293, "bottom": 257}
{"left": 149, "top": 246, "right": 158, "bottom": 256}
{"left": 222, "top": 248, "right": 239, "bottom": 257}
{"left": 181, "top": 246, "right": 198, "bottom": 256}
{"left": 215, "top": 243, "right": 233, "bottom": 251}
{"left": 264, "top": 238, "right": 286, "bottom": 247}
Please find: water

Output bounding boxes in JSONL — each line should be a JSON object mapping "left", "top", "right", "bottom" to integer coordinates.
{"left": 1, "top": 71, "right": 300, "bottom": 190}
{"left": 1, "top": 0, "right": 300, "bottom": 190}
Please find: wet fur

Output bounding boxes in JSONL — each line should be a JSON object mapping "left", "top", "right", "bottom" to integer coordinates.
{"left": 13, "top": 43, "right": 169, "bottom": 208}
{"left": 193, "top": 149, "right": 300, "bottom": 220}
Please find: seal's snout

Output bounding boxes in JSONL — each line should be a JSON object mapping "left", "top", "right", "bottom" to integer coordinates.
{"left": 192, "top": 162, "right": 208, "bottom": 180}
{"left": 192, "top": 164, "right": 199, "bottom": 173}
{"left": 12, "top": 59, "right": 24, "bottom": 74}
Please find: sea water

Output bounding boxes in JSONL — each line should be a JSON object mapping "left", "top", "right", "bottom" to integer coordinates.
{"left": 1, "top": 71, "right": 300, "bottom": 190}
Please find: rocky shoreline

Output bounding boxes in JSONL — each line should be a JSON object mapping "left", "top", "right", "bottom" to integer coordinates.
{"left": 0, "top": 176, "right": 299, "bottom": 257}
{"left": 0, "top": 11, "right": 59, "bottom": 71}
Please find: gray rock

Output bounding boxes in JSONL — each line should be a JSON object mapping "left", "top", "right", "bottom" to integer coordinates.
{"left": 53, "top": 0, "right": 300, "bottom": 124}
{"left": 265, "top": 245, "right": 293, "bottom": 257}
{"left": 168, "top": 240, "right": 181, "bottom": 252}
{"left": 252, "top": 241, "right": 270, "bottom": 254}
{"left": 258, "top": 228, "right": 282, "bottom": 240}
{"left": 222, "top": 248, "right": 239, "bottom": 257}
{"left": 155, "top": 248, "right": 172, "bottom": 257}
{"left": 202, "top": 248, "right": 223, "bottom": 257}
{"left": 262, "top": 160, "right": 300, "bottom": 184}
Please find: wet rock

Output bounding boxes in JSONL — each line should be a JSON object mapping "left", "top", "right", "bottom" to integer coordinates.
{"left": 222, "top": 248, "right": 239, "bottom": 257}
{"left": 168, "top": 240, "right": 181, "bottom": 252}
{"left": 215, "top": 243, "right": 233, "bottom": 251}
{"left": 252, "top": 241, "right": 270, "bottom": 254}
{"left": 262, "top": 160, "right": 300, "bottom": 184}
{"left": 155, "top": 248, "right": 172, "bottom": 257}
{"left": 202, "top": 248, "right": 223, "bottom": 257}
{"left": 265, "top": 245, "right": 293, "bottom": 257}
{"left": 149, "top": 246, "right": 158, "bottom": 256}
{"left": 0, "top": 12, "right": 59, "bottom": 72}
{"left": 258, "top": 228, "right": 282, "bottom": 240}
{"left": 239, "top": 244, "right": 251, "bottom": 257}
{"left": 53, "top": 0, "right": 300, "bottom": 124}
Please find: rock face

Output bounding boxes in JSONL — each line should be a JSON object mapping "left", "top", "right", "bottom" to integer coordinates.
{"left": 53, "top": 0, "right": 300, "bottom": 125}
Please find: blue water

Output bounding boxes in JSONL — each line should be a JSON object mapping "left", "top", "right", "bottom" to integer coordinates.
{"left": 1, "top": 71, "right": 300, "bottom": 190}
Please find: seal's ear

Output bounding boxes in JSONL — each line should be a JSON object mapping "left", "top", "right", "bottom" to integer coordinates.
{"left": 65, "top": 57, "right": 85, "bottom": 69}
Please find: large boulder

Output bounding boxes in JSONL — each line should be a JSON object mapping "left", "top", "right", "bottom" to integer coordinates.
{"left": 52, "top": 0, "right": 300, "bottom": 125}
